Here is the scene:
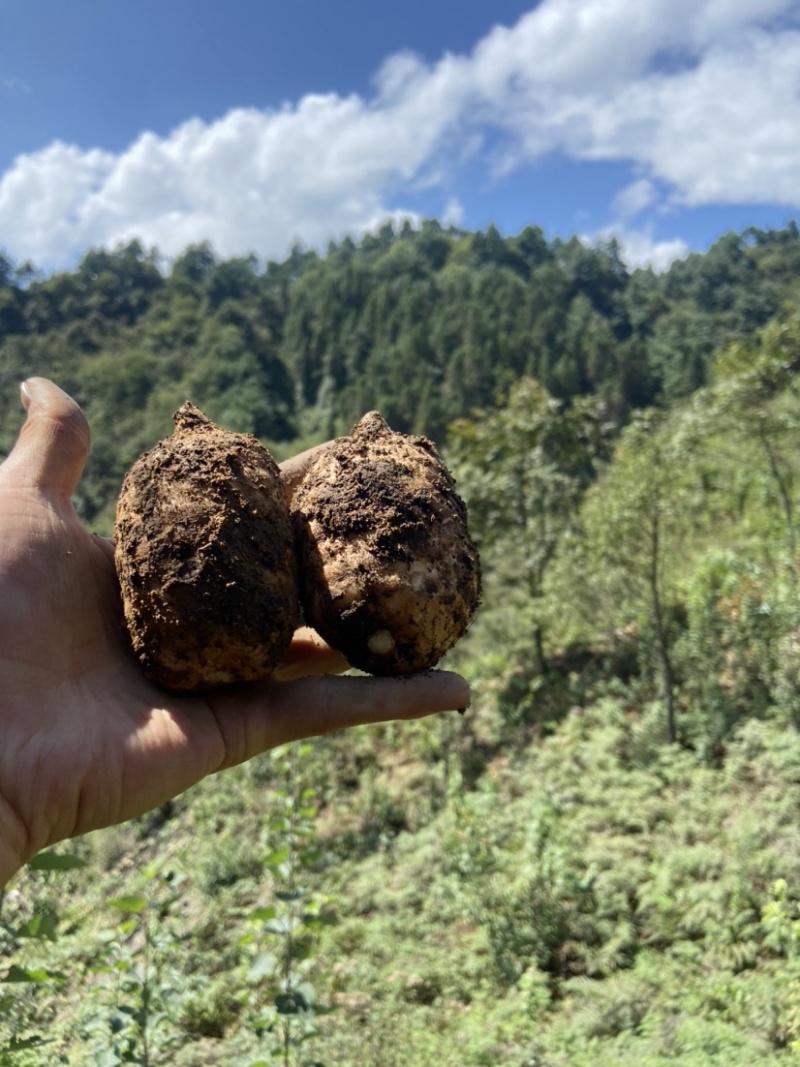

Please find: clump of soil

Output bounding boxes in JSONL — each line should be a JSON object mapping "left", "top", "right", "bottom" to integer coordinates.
{"left": 114, "top": 404, "right": 298, "bottom": 692}
{"left": 290, "top": 412, "right": 481, "bottom": 675}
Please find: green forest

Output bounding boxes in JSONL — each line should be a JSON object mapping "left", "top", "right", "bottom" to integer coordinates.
{"left": 2, "top": 219, "right": 800, "bottom": 1065}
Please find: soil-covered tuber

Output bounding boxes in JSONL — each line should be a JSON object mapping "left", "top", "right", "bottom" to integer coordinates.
{"left": 290, "top": 412, "right": 481, "bottom": 675}
{"left": 114, "top": 404, "right": 298, "bottom": 692}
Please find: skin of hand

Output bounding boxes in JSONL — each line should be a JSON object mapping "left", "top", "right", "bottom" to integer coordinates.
{"left": 0, "top": 378, "right": 470, "bottom": 885}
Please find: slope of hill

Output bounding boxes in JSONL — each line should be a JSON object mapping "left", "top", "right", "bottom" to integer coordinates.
{"left": 1, "top": 220, "right": 800, "bottom": 1065}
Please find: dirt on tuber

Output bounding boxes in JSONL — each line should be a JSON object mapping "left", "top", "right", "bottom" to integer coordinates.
{"left": 114, "top": 403, "right": 298, "bottom": 692}
{"left": 115, "top": 405, "right": 481, "bottom": 690}
{"left": 290, "top": 412, "right": 481, "bottom": 676}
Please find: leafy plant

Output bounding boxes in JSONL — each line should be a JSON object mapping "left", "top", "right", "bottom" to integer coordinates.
{"left": 241, "top": 743, "right": 335, "bottom": 1067}
{"left": 81, "top": 863, "right": 195, "bottom": 1066}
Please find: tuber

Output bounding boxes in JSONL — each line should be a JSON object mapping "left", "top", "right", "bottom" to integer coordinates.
{"left": 114, "top": 403, "right": 298, "bottom": 692}
{"left": 290, "top": 412, "right": 481, "bottom": 675}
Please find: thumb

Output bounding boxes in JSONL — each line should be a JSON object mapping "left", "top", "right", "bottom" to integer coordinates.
{"left": 1, "top": 378, "right": 90, "bottom": 497}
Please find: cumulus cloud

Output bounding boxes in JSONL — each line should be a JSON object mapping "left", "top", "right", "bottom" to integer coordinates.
{"left": 595, "top": 225, "right": 691, "bottom": 271}
{"left": 1, "top": 0, "right": 799, "bottom": 268}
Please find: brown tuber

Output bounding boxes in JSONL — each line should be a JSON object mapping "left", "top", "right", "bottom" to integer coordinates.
{"left": 290, "top": 412, "right": 481, "bottom": 676}
{"left": 114, "top": 403, "right": 298, "bottom": 692}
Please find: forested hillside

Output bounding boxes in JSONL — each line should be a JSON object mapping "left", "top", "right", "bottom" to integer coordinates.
{"left": 2, "top": 220, "right": 800, "bottom": 528}
{"left": 2, "top": 221, "right": 800, "bottom": 1065}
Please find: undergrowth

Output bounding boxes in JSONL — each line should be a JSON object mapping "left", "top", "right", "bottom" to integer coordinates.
{"left": 3, "top": 694, "right": 800, "bottom": 1065}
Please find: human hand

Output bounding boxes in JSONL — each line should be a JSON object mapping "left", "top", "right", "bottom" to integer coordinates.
{"left": 0, "top": 379, "right": 470, "bottom": 883}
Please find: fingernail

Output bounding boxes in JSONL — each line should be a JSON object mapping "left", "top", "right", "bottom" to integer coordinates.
{"left": 19, "top": 380, "right": 32, "bottom": 411}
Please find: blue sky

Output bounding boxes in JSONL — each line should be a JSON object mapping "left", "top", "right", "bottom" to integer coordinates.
{"left": 2, "top": 0, "right": 800, "bottom": 273}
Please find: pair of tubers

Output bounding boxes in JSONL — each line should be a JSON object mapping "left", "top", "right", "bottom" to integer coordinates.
{"left": 114, "top": 405, "right": 481, "bottom": 693}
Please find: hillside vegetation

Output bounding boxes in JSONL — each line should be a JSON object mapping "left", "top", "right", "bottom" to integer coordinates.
{"left": 2, "top": 220, "right": 799, "bottom": 528}
{"left": 2, "top": 221, "right": 800, "bottom": 1065}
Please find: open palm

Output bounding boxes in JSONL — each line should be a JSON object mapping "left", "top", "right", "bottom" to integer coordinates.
{"left": 0, "top": 379, "right": 469, "bottom": 883}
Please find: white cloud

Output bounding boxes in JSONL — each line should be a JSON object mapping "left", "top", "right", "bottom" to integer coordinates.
{"left": 613, "top": 179, "right": 659, "bottom": 220}
{"left": 595, "top": 225, "right": 691, "bottom": 271}
{"left": 557, "top": 27, "right": 800, "bottom": 210}
{"left": 0, "top": 143, "right": 116, "bottom": 265}
{"left": 1, "top": 0, "right": 799, "bottom": 268}
{"left": 442, "top": 198, "right": 465, "bottom": 228}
